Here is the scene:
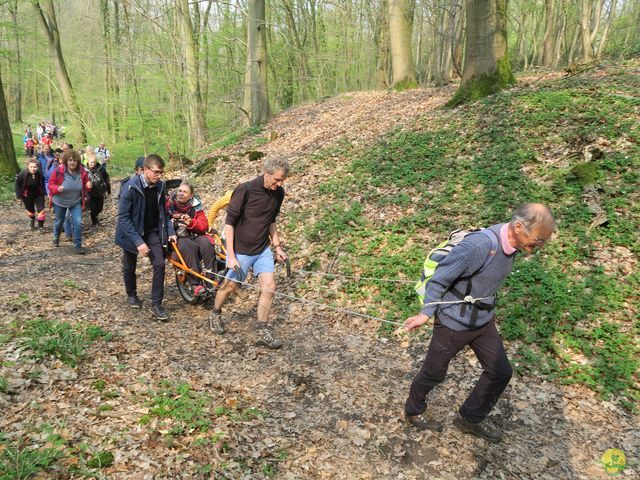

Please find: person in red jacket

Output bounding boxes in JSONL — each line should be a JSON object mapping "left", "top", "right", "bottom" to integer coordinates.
{"left": 167, "top": 182, "right": 215, "bottom": 296}
{"left": 48, "top": 150, "right": 92, "bottom": 254}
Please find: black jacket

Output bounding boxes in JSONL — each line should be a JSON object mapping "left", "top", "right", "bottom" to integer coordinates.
{"left": 115, "top": 174, "right": 175, "bottom": 253}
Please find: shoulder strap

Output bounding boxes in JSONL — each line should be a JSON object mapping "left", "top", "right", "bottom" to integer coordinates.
{"left": 477, "top": 228, "right": 499, "bottom": 273}
{"left": 239, "top": 182, "right": 251, "bottom": 219}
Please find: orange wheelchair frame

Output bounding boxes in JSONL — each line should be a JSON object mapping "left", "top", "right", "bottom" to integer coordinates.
{"left": 168, "top": 229, "right": 291, "bottom": 304}
{"left": 168, "top": 229, "right": 228, "bottom": 304}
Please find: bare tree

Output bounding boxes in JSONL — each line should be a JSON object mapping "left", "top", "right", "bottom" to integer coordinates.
{"left": 243, "top": 0, "right": 271, "bottom": 126}
{"left": 33, "top": 0, "right": 86, "bottom": 144}
{"left": 542, "top": 0, "right": 556, "bottom": 66}
{"left": 177, "top": 0, "right": 208, "bottom": 147}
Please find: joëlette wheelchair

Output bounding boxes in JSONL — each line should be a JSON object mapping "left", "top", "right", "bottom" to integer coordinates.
{"left": 164, "top": 179, "right": 291, "bottom": 304}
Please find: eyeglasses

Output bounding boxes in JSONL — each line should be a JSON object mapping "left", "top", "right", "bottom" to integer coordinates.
{"left": 521, "top": 225, "right": 550, "bottom": 246}
{"left": 149, "top": 169, "right": 164, "bottom": 176}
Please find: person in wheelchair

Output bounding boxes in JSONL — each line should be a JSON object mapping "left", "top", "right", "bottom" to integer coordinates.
{"left": 167, "top": 182, "right": 215, "bottom": 297}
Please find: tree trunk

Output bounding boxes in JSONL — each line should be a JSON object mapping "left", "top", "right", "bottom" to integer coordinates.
{"left": 0, "top": 72, "right": 19, "bottom": 177}
{"left": 122, "top": 0, "right": 148, "bottom": 155}
{"left": 10, "top": 1, "right": 22, "bottom": 121}
{"left": 243, "top": 0, "right": 271, "bottom": 127}
{"left": 567, "top": 21, "right": 580, "bottom": 64}
{"left": 33, "top": 1, "right": 86, "bottom": 144}
{"left": 596, "top": 0, "right": 616, "bottom": 59}
{"left": 177, "top": 0, "right": 207, "bottom": 147}
{"left": 542, "top": 0, "right": 555, "bottom": 67}
{"left": 580, "top": 0, "right": 593, "bottom": 61}
{"left": 389, "top": 0, "right": 417, "bottom": 90}
{"left": 376, "top": 0, "right": 391, "bottom": 89}
{"left": 450, "top": 0, "right": 515, "bottom": 106}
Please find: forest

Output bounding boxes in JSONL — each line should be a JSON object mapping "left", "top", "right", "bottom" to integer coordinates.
{"left": 0, "top": 1, "right": 638, "bottom": 479}
{"left": 0, "top": 0, "right": 638, "bottom": 171}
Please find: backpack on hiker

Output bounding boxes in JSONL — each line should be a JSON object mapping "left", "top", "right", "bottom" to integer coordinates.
{"left": 88, "top": 167, "right": 107, "bottom": 196}
{"left": 414, "top": 229, "right": 499, "bottom": 300}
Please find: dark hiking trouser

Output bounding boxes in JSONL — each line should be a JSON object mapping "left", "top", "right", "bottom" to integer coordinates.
{"left": 405, "top": 318, "right": 513, "bottom": 423}
{"left": 21, "top": 196, "right": 45, "bottom": 224}
{"left": 121, "top": 229, "right": 166, "bottom": 306}
{"left": 89, "top": 195, "right": 105, "bottom": 225}
{"left": 173, "top": 236, "right": 215, "bottom": 286}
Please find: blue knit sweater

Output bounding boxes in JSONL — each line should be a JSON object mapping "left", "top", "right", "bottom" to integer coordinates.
{"left": 421, "top": 224, "right": 517, "bottom": 331}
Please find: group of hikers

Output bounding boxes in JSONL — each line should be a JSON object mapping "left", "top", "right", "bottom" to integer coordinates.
{"left": 112, "top": 151, "right": 556, "bottom": 443}
{"left": 14, "top": 138, "right": 112, "bottom": 253}
{"left": 13, "top": 140, "right": 557, "bottom": 443}
{"left": 22, "top": 121, "right": 65, "bottom": 157}
{"left": 115, "top": 153, "right": 288, "bottom": 350}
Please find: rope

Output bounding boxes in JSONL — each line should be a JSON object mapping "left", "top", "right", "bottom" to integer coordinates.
{"left": 203, "top": 269, "right": 494, "bottom": 328}
{"left": 298, "top": 268, "right": 415, "bottom": 285}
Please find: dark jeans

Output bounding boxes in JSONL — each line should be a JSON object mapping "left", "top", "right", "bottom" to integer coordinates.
{"left": 405, "top": 318, "right": 513, "bottom": 423}
{"left": 173, "top": 236, "right": 215, "bottom": 285}
{"left": 89, "top": 195, "right": 104, "bottom": 225}
{"left": 121, "top": 229, "right": 166, "bottom": 306}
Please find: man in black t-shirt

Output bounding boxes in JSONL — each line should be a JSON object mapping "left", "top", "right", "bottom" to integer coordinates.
{"left": 208, "top": 157, "right": 290, "bottom": 349}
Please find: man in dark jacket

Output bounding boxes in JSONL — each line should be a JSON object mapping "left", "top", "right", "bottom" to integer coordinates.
{"left": 403, "top": 203, "right": 555, "bottom": 443}
{"left": 115, "top": 154, "right": 176, "bottom": 320}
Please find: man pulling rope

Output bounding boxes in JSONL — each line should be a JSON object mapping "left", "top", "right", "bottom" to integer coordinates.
{"left": 403, "top": 203, "right": 556, "bottom": 443}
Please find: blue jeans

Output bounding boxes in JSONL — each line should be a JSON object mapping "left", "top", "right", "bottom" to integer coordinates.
{"left": 64, "top": 212, "right": 72, "bottom": 238}
{"left": 53, "top": 203, "right": 83, "bottom": 248}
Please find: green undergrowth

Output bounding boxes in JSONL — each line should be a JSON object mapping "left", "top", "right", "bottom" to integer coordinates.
{"left": 0, "top": 427, "right": 115, "bottom": 479}
{"left": 293, "top": 67, "right": 639, "bottom": 409}
{"left": 14, "top": 317, "right": 111, "bottom": 367}
{"left": 140, "top": 381, "right": 214, "bottom": 437}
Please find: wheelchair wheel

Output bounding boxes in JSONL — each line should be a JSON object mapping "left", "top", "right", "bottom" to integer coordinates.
{"left": 175, "top": 270, "right": 199, "bottom": 304}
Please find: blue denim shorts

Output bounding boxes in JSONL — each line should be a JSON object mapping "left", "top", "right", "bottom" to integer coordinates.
{"left": 226, "top": 246, "right": 274, "bottom": 281}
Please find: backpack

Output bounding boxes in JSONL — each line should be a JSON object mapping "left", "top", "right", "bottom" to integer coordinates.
{"left": 414, "top": 229, "right": 499, "bottom": 300}
{"left": 88, "top": 168, "right": 106, "bottom": 194}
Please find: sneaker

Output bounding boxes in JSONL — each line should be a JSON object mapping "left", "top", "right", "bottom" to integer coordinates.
{"left": 193, "top": 285, "right": 205, "bottom": 297}
{"left": 128, "top": 295, "right": 143, "bottom": 308}
{"left": 38, "top": 226, "right": 46, "bottom": 234}
{"left": 75, "top": 246, "right": 86, "bottom": 255}
{"left": 208, "top": 311, "right": 225, "bottom": 334}
{"left": 405, "top": 412, "right": 443, "bottom": 432}
{"left": 453, "top": 414, "right": 502, "bottom": 443}
{"left": 255, "top": 328, "right": 282, "bottom": 349}
{"left": 65, "top": 236, "right": 73, "bottom": 242}
{"left": 151, "top": 304, "right": 170, "bottom": 321}
{"left": 53, "top": 238, "right": 60, "bottom": 247}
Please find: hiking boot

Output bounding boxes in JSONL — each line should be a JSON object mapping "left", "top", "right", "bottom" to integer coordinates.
{"left": 208, "top": 310, "right": 225, "bottom": 335}
{"left": 405, "top": 412, "right": 443, "bottom": 432}
{"left": 53, "top": 238, "right": 60, "bottom": 247}
{"left": 38, "top": 226, "right": 46, "bottom": 234}
{"left": 151, "top": 304, "right": 170, "bottom": 321}
{"left": 128, "top": 295, "right": 143, "bottom": 308}
{"left": 453, "top": 414, "right": 502, "bottom": 443}
{"left": 75, "top": 246, "right": 86, "bottom": 255}
{"left": 255, "top": 328, "right": 282, "bottom": 349}
{"left": 65, "top": 236, "right": 73, "bottom": 242}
